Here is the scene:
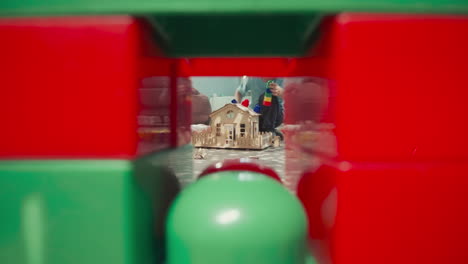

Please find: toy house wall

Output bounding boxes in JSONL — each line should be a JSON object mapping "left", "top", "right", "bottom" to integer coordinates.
{"left": 210, "top": 105, "right": 254, "bottom": 144}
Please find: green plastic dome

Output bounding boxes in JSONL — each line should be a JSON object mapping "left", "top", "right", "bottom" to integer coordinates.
{"left": 166, "top": 171, "right": 308, "bottom": 264}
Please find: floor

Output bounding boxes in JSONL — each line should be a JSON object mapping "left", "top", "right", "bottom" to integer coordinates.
{"left": 193, "top": 145, "right": 286, "bottom": 178}
{"left": 159, "top": 142, "right": 315, "bottom": 193}
{"left": 192, "top": 144, "right": 313, "bottom": 193}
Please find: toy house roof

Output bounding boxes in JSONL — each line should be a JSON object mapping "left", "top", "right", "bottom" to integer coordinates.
{"left": 209, "top": 103, "right": 260, "bottom": 118}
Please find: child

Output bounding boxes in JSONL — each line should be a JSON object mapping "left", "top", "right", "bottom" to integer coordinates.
{"left": 235, "top": 77, "right": 285, "bottom": 139}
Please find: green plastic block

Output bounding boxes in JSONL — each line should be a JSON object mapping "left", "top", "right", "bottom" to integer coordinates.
{"left": 167, "top": 171, "right": 308, "bottom": 264}
{"left": 0, "top": 155, "right": 181, "bottom": 264}
{"left": 0, "top": 0, "right": 467, "bottom": 16}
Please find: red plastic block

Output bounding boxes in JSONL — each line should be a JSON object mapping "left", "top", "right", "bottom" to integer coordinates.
{"left": 181, "top": 57, "right": 331, "bottom": 78}
{"left": 182, "top": 58, "right": 291, "bottom": 77}
{"left": 285, "top": 14, "right": 468, "bottom": 264}
{"left": 332, "top": 162, "right": 468, "bottom": 264}
{"left": 328, "top": 14, "right": 468, "bottom": 162}
{"left": 296, "top": 162, "right": 468, "bottom": 264}
{"left": 0, "top": 17, "right": 191, "bottom": 158}
{"left": 297, "top": 165, "right": 337, "bottom": 241}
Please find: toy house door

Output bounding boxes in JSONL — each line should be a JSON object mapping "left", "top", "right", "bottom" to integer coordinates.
{"left": 225, "top": 124, "right": 235, "bottom": 145}
{"left": 251, "top": 122, "right": 257, "bottom": 136}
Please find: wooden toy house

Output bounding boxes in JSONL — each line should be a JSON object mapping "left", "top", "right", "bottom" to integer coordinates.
{"left": 192, "top": 103, "right": 274, "bottom": 149}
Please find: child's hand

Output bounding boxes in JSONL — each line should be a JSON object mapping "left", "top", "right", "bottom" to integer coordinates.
{"left": 269, "top": 82, "right": 284, "bottom": 97}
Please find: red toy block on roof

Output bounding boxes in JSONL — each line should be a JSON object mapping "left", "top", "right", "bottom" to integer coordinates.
{"left": 0, "top": 16, "right": 191, "bottom": 159}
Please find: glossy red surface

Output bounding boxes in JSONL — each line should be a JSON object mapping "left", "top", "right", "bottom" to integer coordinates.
{"left": 0, "top": 16, "right": 187, "bottom": 158}
{"left": 182, "top": 58, "right": 291, "bottom": 77}
{"left": 198, "top": 158, "right": 282, "bottom": 183}
{"left": 183, "top": 57, "right": 333, "bottom": 78}
{"left": 295, "top": 161, "right": 468, "bottom": 264}
{"left": 330, "top": 14, "right": 468, "bottom": 162}
{"left": 289, "top": 14, "right": 468, "bottom": 264}
{"left": 297, "top": 165, "right": 337, "bottom": 241}
{"left": 333, "top": 162, "right": 468, "bottom": 264}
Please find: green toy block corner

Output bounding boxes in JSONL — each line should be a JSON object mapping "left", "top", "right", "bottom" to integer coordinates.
{"left": 0, "top": 158, "right": 180, "bottom": 264}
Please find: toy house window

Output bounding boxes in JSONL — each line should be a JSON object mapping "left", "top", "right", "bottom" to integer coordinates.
{"left": 226, "top": 110, "right": 234, "bottom": 119}
{"left": 216, "top": 123, "right": 221, "bottom": 136}
{"left": 240, "top": 124, "right": 245, "bottom": 137}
